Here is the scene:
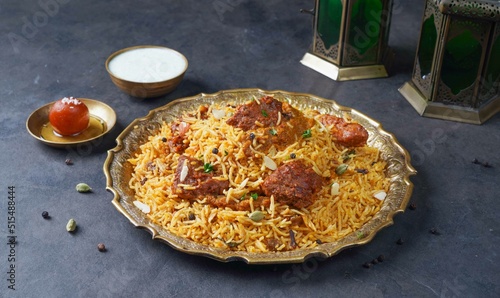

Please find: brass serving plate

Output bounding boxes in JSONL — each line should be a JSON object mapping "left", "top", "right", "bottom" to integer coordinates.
{"left": 26, "top": 98, "right": 116, "bottom": 148}
{"left": 104, "top": 89, "right": 416, "bottom": 264}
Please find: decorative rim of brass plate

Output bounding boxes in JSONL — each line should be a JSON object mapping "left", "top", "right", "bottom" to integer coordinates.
{"left": 104, "top": 88, "right": 416, "bottom": 264}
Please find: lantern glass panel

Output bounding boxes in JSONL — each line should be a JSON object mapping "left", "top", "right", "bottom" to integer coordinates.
{"left": 441, "top": 30, "right": 482, "bottom": 96}
{"left": 317, "top": 0, "right": 343, "bottom": 50}
{"left": 418, "top": 15, "right": 438, "bottom": 78}
{"left": 479, "top": 31, "right": 500, "bottom": 105}
{"left": 346, "top": 0, "right": 383, "bottom": 65}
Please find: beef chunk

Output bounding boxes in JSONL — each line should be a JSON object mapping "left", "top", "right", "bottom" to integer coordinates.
{"left": 168, "top": 121, "right": 190, "bottom": 154}
{"left": 173, "top": 155, "right": 228, "bottom": 200}
{"left": 319, "top": 115, "right": 368, "bottom": 147}
{"left": 261, "top": 160, "right": 324, "bottom": 209}
{"left": 226, "top": 96, "right": 289, "bottom": 131}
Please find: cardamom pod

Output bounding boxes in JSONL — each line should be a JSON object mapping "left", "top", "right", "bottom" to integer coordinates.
{"left": 335, "top": 164, "right": 348, "bottom": 175}
{"left": 76, "top": 183, "right": 92, "bottom": 193}
{"left": 249, "top": 210, "right": 265, "bottom": 222}
{"left": 66, "top": 218, "right": 77, "bottom": 232}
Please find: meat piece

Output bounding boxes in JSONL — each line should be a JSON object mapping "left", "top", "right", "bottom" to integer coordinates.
{"left": 226, "top": 96, "right": 289, "bottom": 131}
{"left": 168, "top": 121, "right": 190, "bottom": 154}
{"left": 236, "top": 101, "right": 315, "bottom": 157}
{"left": 333, "top": 122, "right": 369, "bottom": 147}
{"left": 261, "top": 160, "right": 324, "bottom": 209}
{"left": 240, "top": 113, "right": 315, "bottom": 158}
{"left": 319, "top": 115, "right": 368, "bottom": 147}
{"left": 168, "top": 135, "right": 188, "bottom": 154}
{"left": 206, "top": 195, "right": 271, "bottom": 211}
{"left": 265, "top": 238, "right": 282, "bottom": 251}
{"left": 173, "top": 155, "right": 228, "bottom": 200}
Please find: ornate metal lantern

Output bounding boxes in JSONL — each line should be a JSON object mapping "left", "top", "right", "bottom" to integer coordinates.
{"left": 399, "top": 0, "right": 500, "bottom": 124}
{"left": 301, "top": 0, "right": 394, "bottom": 81}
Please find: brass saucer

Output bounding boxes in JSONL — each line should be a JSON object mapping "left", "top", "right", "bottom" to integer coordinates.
{"left": 26, "top": 98, "right": 116, "bottom": 148}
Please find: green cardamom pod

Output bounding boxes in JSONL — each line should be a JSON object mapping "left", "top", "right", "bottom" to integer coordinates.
{"left": 76, "top": 183, "right": 92, "bottom": 193}
{"left": 249, "top": 210, "right": 265, "bottom": 222}
{"left": 335, "top": 164, "right": 348, "bottom": 175}
{"left": 66, "top": 218, "right": 77, "bottom": 232}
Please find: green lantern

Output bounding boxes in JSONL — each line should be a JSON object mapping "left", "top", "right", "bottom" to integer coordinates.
{"left": 301, "top": 0, "right": 394, "bottom": 81}
{"left": 399, "top": 0, "right": 500, "bottom": 124}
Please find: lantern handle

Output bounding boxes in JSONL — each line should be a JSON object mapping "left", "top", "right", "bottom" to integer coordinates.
{"left": 299, "top": 8, "right": 315, "bottom": 16}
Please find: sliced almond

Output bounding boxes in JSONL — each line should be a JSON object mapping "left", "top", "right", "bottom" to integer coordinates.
{"left": 373, "top": 191, "right": 387, "bottom": 201}
{"left": 331, "top": 182, "right": 340, "bottom": 196}
{"left": 212, "top": 109, "right": 225, "bottom": 120}
{"left": 180, "top": 159, "right": 188, "bottom": 182}
{"left": 133, "top": 200, "right": 151, "bottom": 214}
{"left": 263, "top": 156, "right": 277, "bottom": 170}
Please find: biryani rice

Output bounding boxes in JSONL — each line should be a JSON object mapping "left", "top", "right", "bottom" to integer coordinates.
{"left": 128, "top": 99, "right": 390, "bottom": 252}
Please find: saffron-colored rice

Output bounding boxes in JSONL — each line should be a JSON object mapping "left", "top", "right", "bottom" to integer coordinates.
{"left": 128, "top": 99, "right": 389, "bottom": 252}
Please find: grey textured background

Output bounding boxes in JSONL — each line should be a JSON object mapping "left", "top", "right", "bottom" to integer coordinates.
{"left": 0, "top": 0, "right": 499, "bottom": 297}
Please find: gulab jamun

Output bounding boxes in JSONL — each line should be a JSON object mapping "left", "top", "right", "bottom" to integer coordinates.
{"left": 49, "top": 97, "right": 90, "bottom": 136}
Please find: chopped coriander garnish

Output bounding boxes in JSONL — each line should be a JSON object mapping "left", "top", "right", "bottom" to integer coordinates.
{"left": 302, "top": 129, "right": 312, "bottom": 138}
{"left": 224, "top": 150, "right": 228, "bottom": 156}
{"left": 269, "top": 128, "right": 277, "bottom": 136}
{"left": 261, "top": 109, "right": 268, "bottom": 117}
{"left": 203, "top": 163, "right": 214, "bottom": 173}
{"left": 250, "top": 193, "right": 258, "bottom": 200}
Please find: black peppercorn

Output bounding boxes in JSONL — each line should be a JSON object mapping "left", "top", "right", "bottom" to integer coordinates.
{"left": 409, "top": 203, "right": 417, "bottom": 210}
{"left": 355, "top": 168, "right": 369, "bottom": 174}
{"left": 249, "top": 133, "right": 255, "bottom": 140}
{"left": 188, "top": 213, "right": 195, "bottom": 221}
{"left": 161, "top": 137, "right": 167, "bottom": 142}
{"left": 362, "top": 262, "right": 372, "bottom": 269}
{"left": 377, "top": 254, "right": 385, "bottom": 262}
{"left": 371, "top": 258, "right": 379, "bottom": 265}
{"left": 97, "top": 243, "right": 106, "bottom": 252}
{"left": 290, "top": 153, "right": 296, "bottom": 159}
{"left": 42, "top": 211, "right": 50, "bottom": 219}
{"left": 65, "top": 159, "right": 73, "bottom": 165}
{"left": 472, "top": 159, "right": 493, "bottom": 168}
{"left": 396, "top": 238, "right": 404, "bottom": 245}
{"left": 429, "top": 228, "right": 440, "bottom": 235}
{"left": 212, "top": 148, "right": 219, "bottom": 154}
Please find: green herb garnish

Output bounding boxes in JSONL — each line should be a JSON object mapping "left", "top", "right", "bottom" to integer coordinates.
{"left": 224, "top": 150, "right": 228, "bottom": 156}
{"left": 203, "top": 163, "right": 214, "bottom": 173}
{"left": 261, "top": 109, "right": 268, "bottom": 117}
{"left": 250, "top": 193, "right": 258, "bottom": 200}
{"left": 302, "top": 129, "right": 312, "bottom": 138}
{"left": 269, "top": 128, "right": 277, "bottom": 136}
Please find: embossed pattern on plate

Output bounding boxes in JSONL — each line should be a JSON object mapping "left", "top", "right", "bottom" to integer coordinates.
{"left": 104, "top": 89, "right": 416, "bottom": 264}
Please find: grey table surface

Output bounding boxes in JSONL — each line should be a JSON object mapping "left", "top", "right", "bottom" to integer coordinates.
{"left": 1, "top": 0, "right": 499, "bottom": 297}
